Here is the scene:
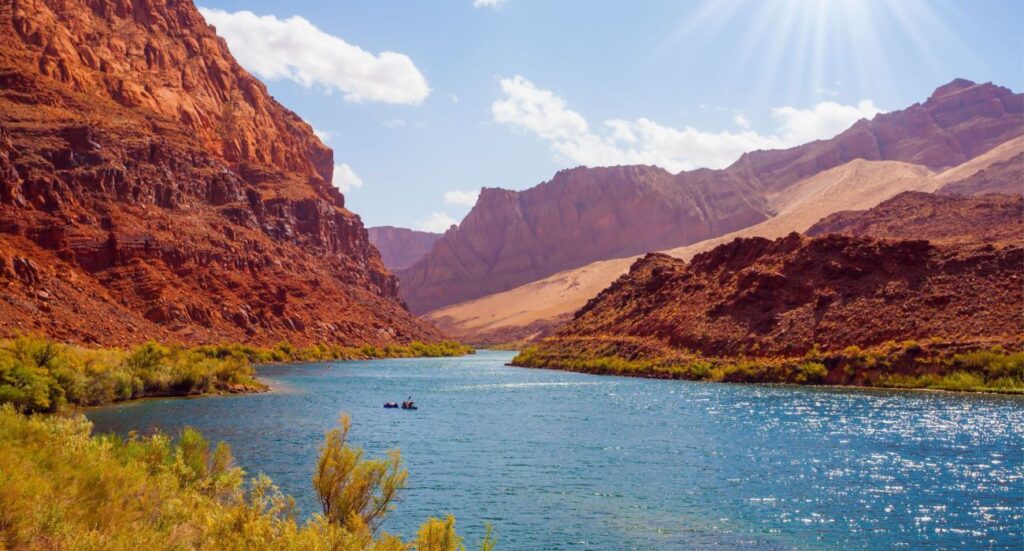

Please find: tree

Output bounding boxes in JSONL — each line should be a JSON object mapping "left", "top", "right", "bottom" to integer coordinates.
{"left": 313, "top": 413, "right": 408, "bottom": 533}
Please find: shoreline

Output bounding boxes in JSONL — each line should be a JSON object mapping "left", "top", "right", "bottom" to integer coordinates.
{"left": 507, "top": 361, "right": 1024, "bottom": 397}
{"left": 80, "top": 349, "right": 481, "bottom": 411}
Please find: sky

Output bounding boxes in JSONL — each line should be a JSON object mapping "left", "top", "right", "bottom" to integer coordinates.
{"left": 196, "top": 0, "right": 1024, "bottom": 232}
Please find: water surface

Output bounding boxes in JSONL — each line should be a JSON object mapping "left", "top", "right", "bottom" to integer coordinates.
{"left": 87, "top": 350, "right": 1024, "bottom": 549}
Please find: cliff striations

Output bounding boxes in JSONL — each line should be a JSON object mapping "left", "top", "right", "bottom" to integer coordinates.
{"left": 0, "top": 0, "right": 443, "bottom": 346}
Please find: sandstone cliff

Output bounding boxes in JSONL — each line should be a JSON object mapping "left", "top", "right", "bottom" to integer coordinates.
{"left": 367, "top": 226, "right": 441, "bottom": 270}
{"left": 0, "top": 0, "right": 442, "bottom": 346}
{"left": 400, "top": 79, "right": 1023, "bottom": 315}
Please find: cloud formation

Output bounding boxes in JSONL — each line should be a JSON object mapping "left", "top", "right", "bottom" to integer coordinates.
{"left": 492, "top": 76, "right": 884, "bottom": 172}
{"left": 313, "top": 128, "right": 335, "bottom": 142}
{"left": 443, "top": 189, "right": 480, "bottom": 207}
{"left": 417, "top": 211, "right": 458, "bottom": 233}
{"left": 473, "top": 0, "right": 508, "bottom": 8}
{"left": 199, "top": 8, "right": 430, "bottom": 104}
{"left": 332, "top": 164, "right": 364, "bottom": 193}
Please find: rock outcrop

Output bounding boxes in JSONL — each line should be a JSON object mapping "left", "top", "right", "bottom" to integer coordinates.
{"left": 807, "top": 191, "right": 1023, "bottom": 246}
{"left": 0, "top": 0, "right": 442, "bottom": 346}
{"left": 399, "top": 79, "right": 1023, "bottom": 314}
{"left": 367, "top": 226, "right": 441, "bottom": 270}
{"left": 533, "top": 233, "right": 1022, "bottom": 360}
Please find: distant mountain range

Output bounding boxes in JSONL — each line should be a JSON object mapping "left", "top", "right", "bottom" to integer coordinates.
{"left": 411, "top": 80, "right": 1023, "bottom": 344}
{"left": 368, "top": 226, "right": 441, "bottom": 270}
{"left": 0, "top": 0, "right": 441, "bottom": 346}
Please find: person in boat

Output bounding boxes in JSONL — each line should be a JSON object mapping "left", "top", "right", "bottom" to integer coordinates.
{"left": 402, "top": 397, "right": 415, "bottom": 409}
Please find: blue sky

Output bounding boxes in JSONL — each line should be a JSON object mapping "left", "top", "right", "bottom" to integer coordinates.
{"left": 197, "top": 0, "right": 1023, "bottom": 231}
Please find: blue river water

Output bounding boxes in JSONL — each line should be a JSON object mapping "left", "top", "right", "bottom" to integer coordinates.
{"left": 86, "top": 350, "right": 1024, "bottom": 550}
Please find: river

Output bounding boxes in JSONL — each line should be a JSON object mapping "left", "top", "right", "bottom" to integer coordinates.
{"left": 86, "top": 350, "right": 1024, "bottom": 550}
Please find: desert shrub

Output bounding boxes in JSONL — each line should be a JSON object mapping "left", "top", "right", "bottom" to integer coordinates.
{"left": 794, "top": 362, "right": 828, "bottom": 384}
{"left": 0, "top": 405, "right": 494, "bottom": 550}
{"left": 0, "top": 337, "right": 473, "bottom": 412}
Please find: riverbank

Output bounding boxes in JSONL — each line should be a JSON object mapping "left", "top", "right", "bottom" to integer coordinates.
{"left": 511, "top": 337, "right": 1024, "bottom": 394}
{"left": 0, "top": 336, "right": 474, "bottom": 412}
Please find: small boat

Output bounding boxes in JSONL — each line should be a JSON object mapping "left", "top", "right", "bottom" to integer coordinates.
{"left": 383, "top": 402, "right": 399, "bottom": 408}
{"left": 401, "top": 404, "right": 418, "bottom": 410}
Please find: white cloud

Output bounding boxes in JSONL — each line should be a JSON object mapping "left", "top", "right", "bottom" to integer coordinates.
{"left": 382, "top": 119, "right": 407, "bottom": 129}
{"left": 444, "top": 189, "right": 480, "bottom": 207}
{"left": 772, "top": 100, "right": 883, "bottom": 145}
{"left": 473, "top": 0, "right": 507, "bottom": 8}
{"left": 199, "top": 8, "right": 429, "bottom": 104}
{"left": 492, "top": 76, "right": 589, "bottom": 142}
{"left": 733, "top": 113, "right": 751, "bottom": 130}
{"left": 491, "top": 75, "right": 884, "bottom": 172}
{"left": 314, "top": 128, "right": 334, "bottom": 142}
{"left": 417, "top": 211, "right": 458, "bottom": 232}
{"left": 332, "top": 164, "right": 364, "bottom": 193}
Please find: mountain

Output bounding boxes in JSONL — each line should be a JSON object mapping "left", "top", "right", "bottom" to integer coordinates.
{"left": 401, "top": 79, "right": 1023, "bottom": 315}
{"left": 398, "top": 166, "right": 771, "bottom": 314}
{"left": 807, "top": 191, "right": 1022, "bottom": 245}
{"left": 427, "top": 134, "right": 1024, "bottom": 345}
{"left": 517, "top": 233, "right": 1021, "bottom": 364}
{"left": 937, "top": 152, "right": 1023, "bottom": 196}
{"left": 0, "top": 0, "right": 441, "bottom": 346}
{"left": 367, "top": 226, "right": 441, "bottom": 270}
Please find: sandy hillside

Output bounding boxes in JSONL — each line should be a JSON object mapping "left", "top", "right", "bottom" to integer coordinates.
{"left": 426, "top": 140, "right": 1024, "bottom": 344}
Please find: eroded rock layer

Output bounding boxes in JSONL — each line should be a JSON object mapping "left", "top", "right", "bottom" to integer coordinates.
{"left": 0, "top": 0, "right": 442, "bottom": 346}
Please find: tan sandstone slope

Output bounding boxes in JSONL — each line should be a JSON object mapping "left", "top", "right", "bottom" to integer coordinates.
{"left": 428, "top": 136, "right": 1024, "bottom": 345}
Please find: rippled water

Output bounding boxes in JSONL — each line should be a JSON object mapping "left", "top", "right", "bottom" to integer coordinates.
{"left": 87, "top": 350, "right": 1024, "bottom": 549}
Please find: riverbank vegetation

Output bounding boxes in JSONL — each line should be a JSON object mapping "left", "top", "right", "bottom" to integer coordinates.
{"left": 0, "top": 336, "right": 474, "bottom": 413}
{"left": 512, "top": 338, "right": 1024, "bottom": 393}
{"left": 0, "top": 406, "right": 495, "bottom": 550}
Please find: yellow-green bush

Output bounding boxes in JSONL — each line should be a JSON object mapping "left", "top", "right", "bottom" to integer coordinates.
{"left": 0, "top": 405, "right": 493, "bottom": 550}
{"left": 513, "top": 342, "right": 1024, "bottom": 393}
{"left": 0, "top": 336, "right": 474, "bottom": 413}
{"left": 0, "top": 336, "right": 264, "bottom": 413}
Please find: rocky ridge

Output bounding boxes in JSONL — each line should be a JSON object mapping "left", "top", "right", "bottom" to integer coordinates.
{"left": 528, "top": 233, "right": 1022, "bottom": 361}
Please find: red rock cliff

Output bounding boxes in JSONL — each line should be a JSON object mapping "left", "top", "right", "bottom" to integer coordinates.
{"left": 0, "top": 0, "right": 443, "bottom": 346}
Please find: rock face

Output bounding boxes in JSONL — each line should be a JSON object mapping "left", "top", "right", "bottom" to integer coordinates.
{"left": 399, "top": 79, "right": 1023, "bottom": 314}
{"left": 807, "top": 191, "right": 1023, "bottom": 246}
{"left": 367, "top": 226, "right": 441, "bottom": 270}
{"left": 937, "top": 153, "right": 1024, "bottom": 196}
{"left": 399, "top": 166, "right": 772, "bottom": 313}
{"left": 730, "top": 78, "right": 1024, "bottom": 191}
{"left": 0, "top": 0, "right": 442, "bottom": 346}
{"left": 535, "top": 234, "right": 1022, "bottom": 359}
